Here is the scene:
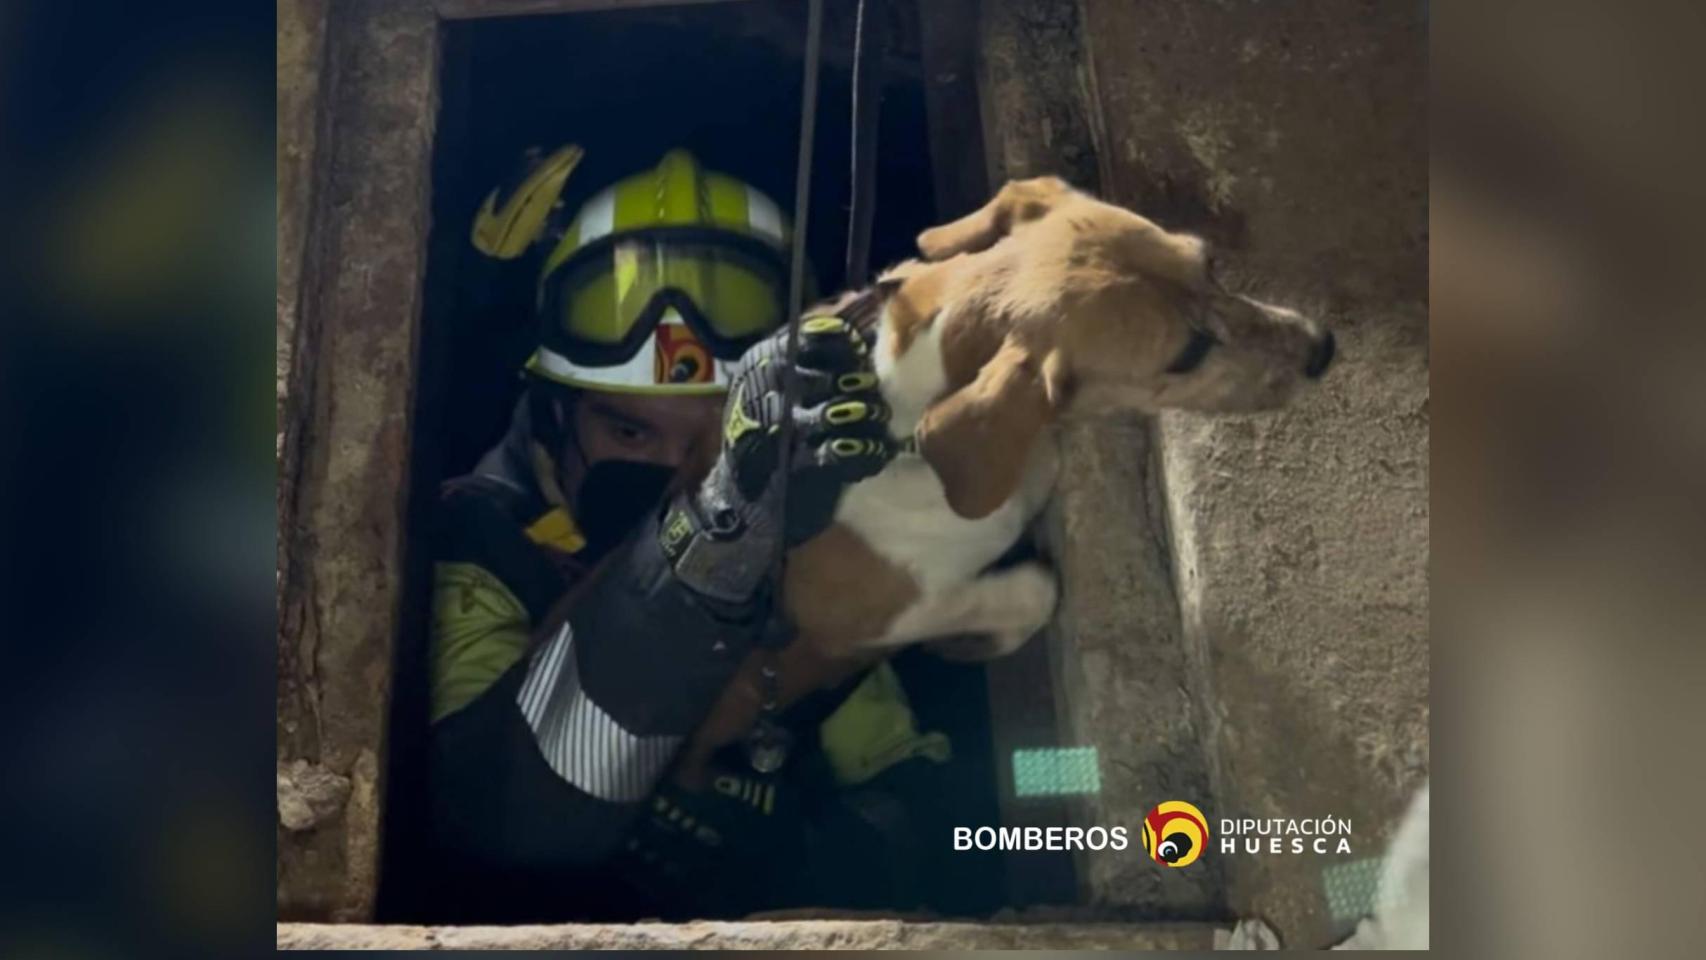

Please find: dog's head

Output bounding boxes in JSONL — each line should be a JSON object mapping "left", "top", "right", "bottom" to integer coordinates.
{"left": 886, "top": 176, "right": 1335, "bottom": 519}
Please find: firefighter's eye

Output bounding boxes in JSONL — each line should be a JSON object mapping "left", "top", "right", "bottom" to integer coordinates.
{"left": 599, "top": 416, "right": 652, "bottom": 449}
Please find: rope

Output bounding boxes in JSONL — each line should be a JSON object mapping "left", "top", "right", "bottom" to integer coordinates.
{"left": 746, "top": 0, "right": 826, "bottom": 766}
{"left": 769, "top": 0, "right": 824, "bottom": 604}
{"left": 844, "top": 0, "right": 886, "bottom": 287}
{"left": 750, "top": 0, "right": 888, "bottom": 771}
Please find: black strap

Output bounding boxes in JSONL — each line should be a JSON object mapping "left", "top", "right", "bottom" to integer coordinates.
{"left": 844, "top": 0, "right": 887, "bottom": 288}
{"left": 742, "top": 0, "right": 827, "bottom": 776}
{"left": 768, "top": 0, "right": 825, "bottom": 631}
{"left": 804, "top": 284, "right": 889, "bottom": 336}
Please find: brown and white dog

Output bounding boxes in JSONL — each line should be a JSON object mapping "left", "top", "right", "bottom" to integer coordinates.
{"left": 678, "top": 176, "right": 1335, "bottom": 785}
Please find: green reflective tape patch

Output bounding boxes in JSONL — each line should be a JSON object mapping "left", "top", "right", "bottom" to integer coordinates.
{"left": 1323, "top": 857, "right": 1384, "bottom": 923}
{"left": 1012, "top": 746, "right": 1102, "bottom": 797}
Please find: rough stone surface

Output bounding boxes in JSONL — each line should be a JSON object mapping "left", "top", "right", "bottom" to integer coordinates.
{"left": 962, "top": 0, "right": 1428, "bottom": 939}
{"left": 437, "top": 0, "right": 732, "bottom": 18}
{"left": 276, "top": 0, "right": 441, "bottom": 923}
{"left": 277, "top": 919, "right": 1221, "bottom": 950}
{"left": 975, "top": 0, "right": 1101, "bottom": 190}
{"left": 955, "top": 0, "right": 1090, "bottom": 909}
{"left": 1077, "top": 0, "right": 1429, "bottom": 946}
{"left": 278, "top": 760, "right": 353, "bottom": 832}
{"left": 1155, "top": 320, "right": 1428, "bottom": 947}
{"left": 1037, "top": 420, "right": 1222, "bottom": 917}
{"left": 276, "top": 0, "right": 328, "bottom": 803}
{"left": 276, "top": 0, "right": 326, "bottom": 447}
{"left": 1077, "top": 0, "right": 1428, "bottom": 309}
{"left": 976, "top": 0, "right": 1222, "bottom": 918}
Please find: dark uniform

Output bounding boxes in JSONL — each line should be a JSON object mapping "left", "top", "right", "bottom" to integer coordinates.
{"left": 423, "top": 387, "right": 1005, "bottom": 923}
{"left": 417, "top": 150, "right": 1005, "bottom": 922}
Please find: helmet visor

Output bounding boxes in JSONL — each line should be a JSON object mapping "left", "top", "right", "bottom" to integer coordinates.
{"left": 541, "top": 228, "right": 787, "bottom": 366}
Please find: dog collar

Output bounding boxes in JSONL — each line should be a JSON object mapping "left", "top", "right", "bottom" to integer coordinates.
{"left": 1165, "top": 327, "right": 1217, "bottom": 374}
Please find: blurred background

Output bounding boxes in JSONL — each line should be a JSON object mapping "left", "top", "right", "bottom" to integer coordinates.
{"left": 0, "top": 0, "right": 1701, "bottom": 955}
{"left": 0, "top": 1, "right": 275, "bottom": 956}
{"left": 1431, "top": 0, "right": 1706, "bottom": 955}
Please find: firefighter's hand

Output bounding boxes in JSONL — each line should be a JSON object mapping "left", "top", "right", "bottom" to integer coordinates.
{"left": 720, "top": 315, "right": 894, "bottom": 540}
{"left": 659, "top": 315, "right": 895, "bottom": 605}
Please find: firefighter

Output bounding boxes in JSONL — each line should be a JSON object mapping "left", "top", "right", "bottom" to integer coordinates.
{"left": 424, "top": 150, "right": 994, "bottom": 922}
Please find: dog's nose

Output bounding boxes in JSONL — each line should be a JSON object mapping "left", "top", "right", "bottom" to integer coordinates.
{"left": 1304, "top": 331, "right": 1336, "bottom": 380}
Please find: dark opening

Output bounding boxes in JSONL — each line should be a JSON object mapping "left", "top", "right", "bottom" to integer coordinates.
{"left": 381, "top": 0, "right": 1016, "bottom": 924}
{"left": 428, "top": 1, "right": 944, "bottom": 477}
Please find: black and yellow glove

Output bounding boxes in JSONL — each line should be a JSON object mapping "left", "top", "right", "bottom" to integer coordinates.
{"left": 613, "top": 768, "right": 807, "bottom": 918}
{"left": 661, "top": 315, "right": 894, "bottom": 606}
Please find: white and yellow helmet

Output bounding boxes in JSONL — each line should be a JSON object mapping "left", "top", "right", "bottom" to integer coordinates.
{"left": 522, "top": 150, "right": 802, "bottom": 395}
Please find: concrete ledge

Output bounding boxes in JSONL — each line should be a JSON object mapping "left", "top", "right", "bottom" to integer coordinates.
{"left": 278, "top": 919, "right": 1222, "bottom": 950}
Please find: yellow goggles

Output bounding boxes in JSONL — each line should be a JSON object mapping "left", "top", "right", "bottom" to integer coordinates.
{"left": 541, "top": 228, "right": 788, "bottom": 366}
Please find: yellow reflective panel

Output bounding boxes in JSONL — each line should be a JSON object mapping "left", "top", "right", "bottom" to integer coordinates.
{"left": 611, "top": 243, "right": 658, "bottom": 334}
{"left": 613, "top": 243, "right": 642, "bottom": 303}
{"left": 430, "top": 562, "right": 530, "bottom": 723}
{"left": 656, "top": 244, "right": 706, "bottom": 306}
{"left": 563, "top": 244, "right": 664, "bottom": 345}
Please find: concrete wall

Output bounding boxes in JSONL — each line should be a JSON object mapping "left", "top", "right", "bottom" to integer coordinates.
{"left": 276, "top": 0, "right": 440, "bottom": 922}
{"left": 278, "top": 919, "right": 1220, "bottom": 950}
{"left": 972, "top": 0, "right": 1426, "bottom": 945}
{"left": 971, "top": 0, "right": 1228, "bottom": 921}
{"left": 1081, "top": 0, "right": 1428, "bottom": 946}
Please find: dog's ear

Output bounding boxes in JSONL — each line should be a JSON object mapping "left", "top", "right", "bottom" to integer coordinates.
{"left": 916, "top": 332, "right": 1065, "bottom": 520}
{"left": 875, "top": 258, "right": 928, "bottom": 291}
{"left": 916, "top": 177, "right": 1074, "bottom": 260}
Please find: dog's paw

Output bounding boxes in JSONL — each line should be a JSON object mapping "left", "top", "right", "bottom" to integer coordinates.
{"left": 925, "top": 564, "right": 1058, "bottom": 662}
{"left": 1003, "top": 562, "right": 1060, "bottom": 630}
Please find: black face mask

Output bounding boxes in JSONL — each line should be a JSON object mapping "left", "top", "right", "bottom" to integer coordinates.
{"left": 572, "top": 458, "right": 677, "bottom": 558}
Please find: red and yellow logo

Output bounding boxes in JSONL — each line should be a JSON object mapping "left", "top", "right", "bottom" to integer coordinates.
{"left": 1141, "top": 800, "right": 1209, "bottom": 867}
{"left": 654, "top": 323, "right": 713, "bottom": 385}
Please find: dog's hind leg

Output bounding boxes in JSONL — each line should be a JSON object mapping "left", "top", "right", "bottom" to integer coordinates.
{"left": 859, "top": 561, "right": 1058, "bottom": 661}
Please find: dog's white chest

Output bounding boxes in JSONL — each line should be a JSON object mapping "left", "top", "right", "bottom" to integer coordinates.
{"left": 838, "top": 310, "right": 1057, "bottom": 593}
{"left": 836, "top": 454, "right": 1044, "bottom": 594}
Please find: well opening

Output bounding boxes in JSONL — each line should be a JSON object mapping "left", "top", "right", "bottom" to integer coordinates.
{"left": 376, "top": 0, "right": 1068, "bottom": 925}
